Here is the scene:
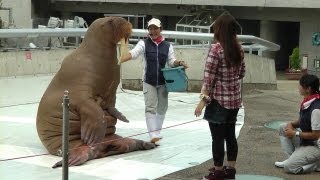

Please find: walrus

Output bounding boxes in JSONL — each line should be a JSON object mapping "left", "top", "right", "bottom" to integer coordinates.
{"left": 36, "top": 17, "right": 156, "bottom": 168}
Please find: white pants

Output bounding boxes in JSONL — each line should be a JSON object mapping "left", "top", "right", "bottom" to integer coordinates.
{"left": 143, "top": 82, "right": 168, "bottom": 138}
{"left": 278, "top": 123, "right": 320, "bottom": 174}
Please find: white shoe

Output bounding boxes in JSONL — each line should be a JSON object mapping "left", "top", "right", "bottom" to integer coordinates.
{"left": 150, "top": 137, "right": 161, "bottom": 143}
{"left": 275, "top": 160, "right": 287, "bottom": 168}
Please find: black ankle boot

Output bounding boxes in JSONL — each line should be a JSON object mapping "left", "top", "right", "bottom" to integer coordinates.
{"left": 203, "top": 169, "right": 225, "bottom": 180}
{"left": 224, "top": 166, "right": 236, "bottom": 180}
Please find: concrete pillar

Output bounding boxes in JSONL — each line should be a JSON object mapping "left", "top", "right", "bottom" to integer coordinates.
{"left": 299, "top": 20, "right": 320, "bottom": 75}
{"left": 260, "top": 20, "right": 277, "bottom": 58}
{"left": 1, "top": 0, "right": 32, "bottom": 28}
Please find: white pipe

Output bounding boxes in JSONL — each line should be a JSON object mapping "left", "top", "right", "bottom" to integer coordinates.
{"left": 0, "top": 28, "right": 85, "bottom": 38}
{"left": 0, "top": 28, "right": 280, "bottom": 51}
{"left": 134, "top": 29, "right": 280, "bottom": 51}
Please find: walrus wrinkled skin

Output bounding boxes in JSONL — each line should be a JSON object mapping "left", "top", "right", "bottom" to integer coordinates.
{"left": 36, "top": 17, "right": 156, "bottom": 168}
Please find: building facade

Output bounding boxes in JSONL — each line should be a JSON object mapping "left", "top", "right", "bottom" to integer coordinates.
{"left": 1, "top": 0, "right": 320, "bottom": 73}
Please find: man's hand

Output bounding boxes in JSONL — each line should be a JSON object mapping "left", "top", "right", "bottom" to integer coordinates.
{"left": 118, "top": 53, "right": 131, "bottom": 64}
{"left": 179, "top": 61, "right": 189, "bottom": 69}
{"left": 284, "top": 126, "right": 296, "bottom": 138}
{"left": 175, "top": 60, "right": 189, "bottom": 69}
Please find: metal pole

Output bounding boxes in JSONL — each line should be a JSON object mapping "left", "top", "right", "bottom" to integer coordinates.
{"left": 62, "top": 90, "right": 69, "bottom": 180}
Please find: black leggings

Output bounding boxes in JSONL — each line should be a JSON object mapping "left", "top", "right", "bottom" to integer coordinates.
{"left": 209, "top": 122, "right": 238, "bottom": 167}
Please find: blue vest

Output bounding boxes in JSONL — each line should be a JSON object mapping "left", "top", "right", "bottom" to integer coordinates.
{"left": 299, "top": 99, "right": 320, "bottom": 146}
{"left": 144, "top": 38, "right": 170, "bottom": 86}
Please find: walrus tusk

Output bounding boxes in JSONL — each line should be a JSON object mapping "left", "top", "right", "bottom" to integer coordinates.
{"left": 118, "top": 38, "right": 129, "bottom": 65}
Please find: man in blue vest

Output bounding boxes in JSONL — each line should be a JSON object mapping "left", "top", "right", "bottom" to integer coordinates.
{"left": 275, "top": 74, "right": 320, "bottom": 174}
{"left": 120, "top": 18, "right": 188, "bottom": 143}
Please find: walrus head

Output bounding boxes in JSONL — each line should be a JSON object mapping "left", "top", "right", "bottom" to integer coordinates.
{"left": 104, "top": 16, "right": 132, "bottom": 45}
{"left": 82, "top": 16, "right": 132, "bottom": 49}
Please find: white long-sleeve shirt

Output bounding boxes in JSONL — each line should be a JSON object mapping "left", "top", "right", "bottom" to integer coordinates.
{"left": 129, "top": 39, "right": 176, "bottom": 67}
{"left": 129, "top": 38, "right": 177, "bottom": 85}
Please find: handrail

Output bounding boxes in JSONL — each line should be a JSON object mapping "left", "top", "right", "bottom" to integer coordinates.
{"left": 0, "top": 28, "right": 280, "bottom": 51}
{"left": 133, "top": 29, "right": 280, "bottom": 51}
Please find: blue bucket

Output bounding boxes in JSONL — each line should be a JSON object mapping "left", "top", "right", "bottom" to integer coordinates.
{"left": 161, "top": 66, "right": 188, "bottom": 92}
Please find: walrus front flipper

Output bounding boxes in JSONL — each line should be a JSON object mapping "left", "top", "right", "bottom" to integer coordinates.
{"left": 107, "top": 107, "right": 129, "bottom": 123}
{"left": 79, "top": 100, "right": 107, "bottom": 145}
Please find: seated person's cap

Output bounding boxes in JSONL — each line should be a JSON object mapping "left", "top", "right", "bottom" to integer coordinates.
{"left": 147, "top": 18, "right": 161, "bottom": 28}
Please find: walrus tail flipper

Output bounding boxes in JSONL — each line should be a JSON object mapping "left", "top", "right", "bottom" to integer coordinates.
{"left": 52, "top": 145, "right": 92, "bottom": 168}
{"left": 88, "top": 135, "right": 156, "bottom": 158}
{"left": 52, "top": 136, "right": 157, "bottom": 168}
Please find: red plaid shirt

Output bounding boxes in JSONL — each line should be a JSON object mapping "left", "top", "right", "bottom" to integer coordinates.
{"left": 202, "top": 43, "right": 245, "bottom": 109}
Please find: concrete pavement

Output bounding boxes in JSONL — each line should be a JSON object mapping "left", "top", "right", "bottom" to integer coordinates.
{"left": 159, "top": 75, "right": 320, "bottom": 180}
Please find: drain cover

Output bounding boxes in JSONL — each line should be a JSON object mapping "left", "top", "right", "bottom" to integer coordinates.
{"left": 237, "top": 174, "right": 283, "bottom": 180}
{"left": 264, "top": 120, "right": 287, "bottom": 130}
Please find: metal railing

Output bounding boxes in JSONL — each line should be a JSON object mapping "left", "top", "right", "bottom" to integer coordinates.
{"left": 0, "top": 28, "right": 280, "bottom": 53}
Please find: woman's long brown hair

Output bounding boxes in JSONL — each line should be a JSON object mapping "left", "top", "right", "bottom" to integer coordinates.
{"left": 213, "top": 13, "right": 242, "bottom": 67}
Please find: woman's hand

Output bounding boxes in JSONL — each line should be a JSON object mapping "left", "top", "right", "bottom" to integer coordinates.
{"left": 194, "top": 100, "right": 206, "bottom": 117}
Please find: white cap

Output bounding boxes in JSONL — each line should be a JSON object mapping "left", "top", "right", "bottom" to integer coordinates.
{"left": 147, "top": 18, "right": 161, "bottom": 28}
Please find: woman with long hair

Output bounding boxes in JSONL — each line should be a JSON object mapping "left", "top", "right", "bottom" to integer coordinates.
{"left": 195, "top": 13, "right": 245, "bottom": 180}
